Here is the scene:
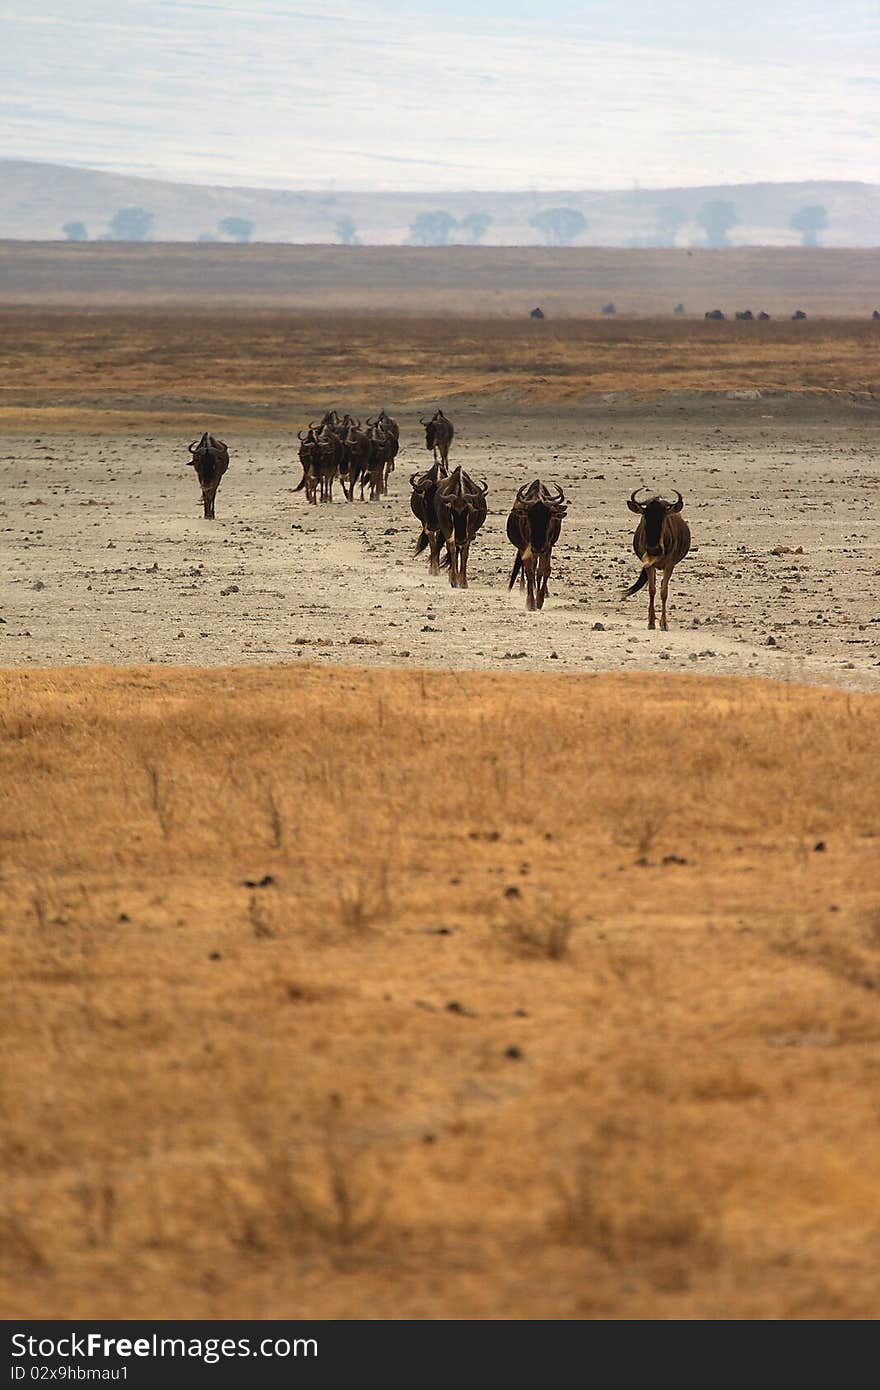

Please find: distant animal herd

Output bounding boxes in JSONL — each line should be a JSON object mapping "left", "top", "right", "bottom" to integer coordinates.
{"left": 185, "top": 411, "right": 690, "bottom": 629}
{"left": 528, "top": 306, "right": 880, "bottom": 321}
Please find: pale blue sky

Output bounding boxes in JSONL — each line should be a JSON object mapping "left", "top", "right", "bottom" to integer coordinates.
{"left": 2, "top": 1, "right": 878, "bottom": 189}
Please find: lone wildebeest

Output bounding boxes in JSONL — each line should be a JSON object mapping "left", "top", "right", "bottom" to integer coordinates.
{"left": 187, "top": 432, "right": 229, "bottom": 519}
{"left": 758, "top": 310, "right": 771, "bottom": 320}
{"left": 792, "top": 309, "right": 807, "bottom": 320}
{"left": 506, "top": 479, "right": 567, "bottom": 611}
{"left": 872, "top": 310, "right": 879, "bottom": 321}
{"left": 705, "top": 309, "right": 725, "bottom": 321}
{"left": 435, "top": 465, "right": 488, "bottom": 589}
{"left": 530, "top": 307, "right": 545, "bottom": 320}
{"left": 623, "top": 488, "right": 691, "bottom": 631}
{"left": 410, "top": 459, "right": 449, "bottom": 574}
{"left": 421, "top": 409, "right": 454, "bottom": 468}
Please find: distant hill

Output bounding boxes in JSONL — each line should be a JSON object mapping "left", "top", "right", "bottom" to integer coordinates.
{"left": 2, "top": 161, "right": 879, "bottom": 249}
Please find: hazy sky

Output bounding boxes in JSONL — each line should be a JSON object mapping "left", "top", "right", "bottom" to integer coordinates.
{"left": 2, "top": 0, "right": 878, "bottom": 190}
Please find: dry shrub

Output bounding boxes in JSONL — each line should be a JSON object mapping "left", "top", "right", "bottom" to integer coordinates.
{"left": 493, "top": 903, "right": 576, "bottom": 961}
{"left": 338, "top": 862, "right": 391, "bottom": 936}
{"left": 549, "top": 1135, "right": 722, "bottom": 1292}
{"left": 218, "top": 1097, "right": 391, "bottom": 1267}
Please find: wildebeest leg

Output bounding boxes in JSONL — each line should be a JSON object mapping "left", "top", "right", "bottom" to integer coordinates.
{"left": 524, "top": 553, "right": 537, "bottom": 610}
{"left": 647, "top": 567, "right": 657, "bottom": 629}
{"left": 537, "top": 551, "right": 550, "bottom": 609}
{"left": 446, "top": 540, "right": 458, "bottom": 587}
{"left": 429, "top": 531, "right": 442, "bottom": 575}
{"left": 459, "top": 541, "right": 469, "bottom": 589}
{"left": 660, "top": 565, "right": 673, "bottom": 631}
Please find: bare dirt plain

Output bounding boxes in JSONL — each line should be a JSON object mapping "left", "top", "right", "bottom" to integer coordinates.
{"left": 1, "top": 309, "right": 879, "bottom": 688}
{"left": 1, "top": 289, "right": 880, "bottom": 1320}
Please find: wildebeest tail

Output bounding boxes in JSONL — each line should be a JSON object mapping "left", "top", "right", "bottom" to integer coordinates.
{"left": 508, "top": 553, "right": 522, "bottom": 590}
{"left": 415, "top": 531, "right": 430, "bottom": 556}
{"left": 622, "top": 566, "right": 649, "bottom": 598}
{"left": 293, "top": 474, "right": 307, "bottom": 492}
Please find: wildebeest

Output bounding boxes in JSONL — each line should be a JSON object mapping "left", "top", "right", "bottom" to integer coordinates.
{"left": 530, "top": 307, "right": 545, "bottom": 319}
{"left": 187, "top": 432, "right": 229, "bottom": 519}
{"left": 872, "top": 310, "right": 880, "bottom": 321}
{"left": 366, "top": 412, "right": 400, "bottom": 495}
{"left": 340, "top": 419, "right": 372, "bottom": 501}
{"left": 758, "top": 310, "right": 771, "bottom": 320}
{"left": 705, "top": 309, "right": 725, "bottom": 321}
{"left": 602, "top": 302, "right": 616, "bottom": 315}
{"left": 421, "top": 409, "right": 454, "bottom": 468}
{"left": 735, "top": 309, "right": 754, "bottom": 320}
{"left": 295, "top": 416, "right": 350, "bottom": 503}
{"left": 623, "top": 488, "right": 691, "bottom": 631}
{"left": 361, "top": 420, "right": 397, "bottom": 500}
{"left": 295, "top": 426, "right": 320, "bottom": 503}
{"left": 792, "top": 309, "right": 807, "bottom": 320}
{"left": 434, "top": 465, "right": 488, "bottom": 589}
{"left": 410, "top": 459, "right": 449, "bottom": 574}
{"left": 506, "top": 480, "right": 567, "bottom": 611}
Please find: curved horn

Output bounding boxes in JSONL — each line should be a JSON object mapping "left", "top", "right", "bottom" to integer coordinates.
{"left": 552, "top": 483, "right": 565, "bottom": 502}
{"left": 669, "top": 490, "right": 684, "bottom": 512}
{"left": 187, "top": 442, "right": 198, "bottom": 453}
{"left": 297, "top": 429, "right": 307, "bottom": 440}
{"left": 478, "top": 481, "right": 489, "bottom": 495}
{"left": 627, "top": 487, "right": 648, "bottom": 514}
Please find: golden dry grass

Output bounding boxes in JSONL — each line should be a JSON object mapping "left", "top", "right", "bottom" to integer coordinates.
{"left": 1, "top": 664, "right": 879, "bottom": 1319}
{"left": 1, "top": 308, "right": 879, "bottom": 431}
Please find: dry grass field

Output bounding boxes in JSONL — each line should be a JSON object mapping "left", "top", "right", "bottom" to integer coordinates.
{"left": 1, "top": 664, "right": 879, "bottom": 1320}
{"left": 2, "top": 243, "right": 879, "bottom": 317}
{"left": 1, "top": 308, "right": 879, "bottom": 432}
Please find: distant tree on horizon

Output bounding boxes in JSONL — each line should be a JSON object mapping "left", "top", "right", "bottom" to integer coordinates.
{"left": 696, "top": 200, "right": 738, "bottom": 248}
{"left": 457, "top": 212, "right": 493, "bottom": 245}
{"left": 528, "top": 207, "right": 587, "bottom": 247}
{"left": 335, "top": 215, "right": 359, "bottom": 246}
{"left": 62, "top": 221, "right": 88, "bottom": 241}
{"left": 108, "top": 206, "right": 154, "bottom": 241}
{"left": 218, "top": 217, "right": 254, "bottom": 243}
{"left": 407, "top": 211, "right": 458, "bottom": 246}
{"left": 656, "top": 203, "right": 688, "bottom": 247}
{"left": 791, "top": 204, "right": 828, "bottom": 247}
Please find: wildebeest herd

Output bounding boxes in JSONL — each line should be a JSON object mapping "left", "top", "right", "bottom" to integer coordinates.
{"left": 185, "top": 408, "right": 691, "bottom": 628}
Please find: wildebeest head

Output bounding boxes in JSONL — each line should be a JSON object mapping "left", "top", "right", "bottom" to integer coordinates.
{"left": 512, "top": 479, "right": 566, "bottom": 549}
{"left": 410, "top": 458, "right": 448, "bottom": 492}
{"left": 437, "top": 465, "right": 487, "bottom": 541}
{"left": 420, "top": 414, "right": 438, "bottom": 450}
{"left": 627, "top": 489, "right": 684, "bottom": 556}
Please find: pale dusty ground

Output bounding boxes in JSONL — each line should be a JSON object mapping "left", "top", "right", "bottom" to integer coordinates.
{"left": 1, "top": 404, "right": 879, "bottom": 689}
